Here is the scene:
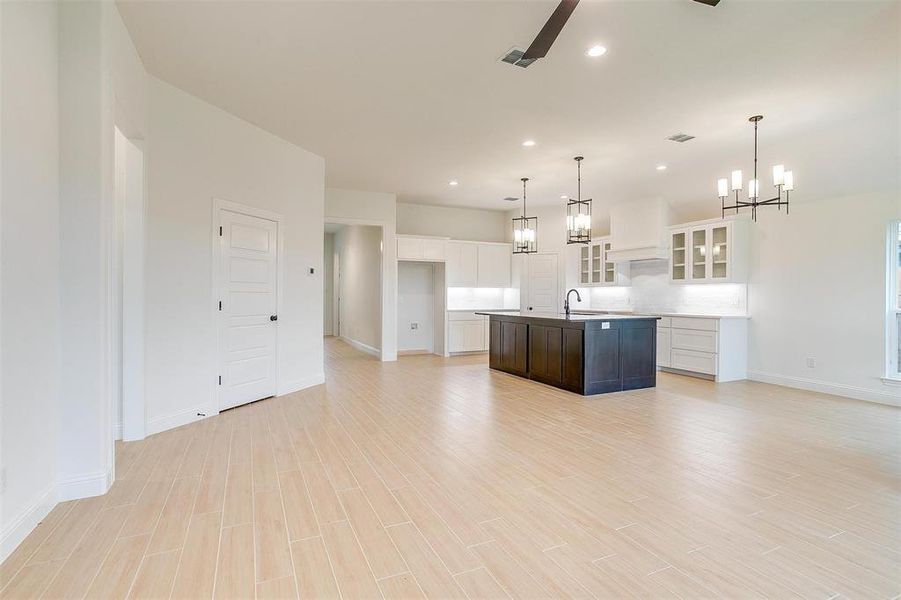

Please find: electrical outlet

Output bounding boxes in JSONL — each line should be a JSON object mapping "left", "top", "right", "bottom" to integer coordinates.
{"left": 806, "top": 357, "right": 816, "bottom": 368}
{"left": 410, "top": 322, "right": 419, "bottom": 330}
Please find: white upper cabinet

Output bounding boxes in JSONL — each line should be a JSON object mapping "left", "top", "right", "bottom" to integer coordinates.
{"left": 446, "top": 241, "right": 478, "bottom": 287}
{"left": 577, "top": 237, "right": 629, "bottom": 286}
{"left": 669, "top": 218, "right": 747, "bottom": 283}
{"left": 477, "top": 243, "right": 511, "bottom": 287}
{"left": 446, "top": 240, "right": 511, "bottom": 288}
{"left": 396, "top": 235, "right": 447, "bottom": 262}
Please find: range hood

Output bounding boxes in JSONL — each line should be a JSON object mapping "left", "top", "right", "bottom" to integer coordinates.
{"left": 606, "top": 198, "right": 671, "bottom": 262}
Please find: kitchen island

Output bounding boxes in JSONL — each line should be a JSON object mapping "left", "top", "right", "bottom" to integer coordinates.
{"left": 476, "top": 311, "right": 660, "bottom": 395}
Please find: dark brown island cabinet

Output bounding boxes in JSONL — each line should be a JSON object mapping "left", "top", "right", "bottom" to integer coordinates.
{"left": 476, "top": 312, "right": 661, "bottom": 395}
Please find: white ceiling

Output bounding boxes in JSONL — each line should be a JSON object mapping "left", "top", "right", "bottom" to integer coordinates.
{"left": 118, "top": 0, "right": 899, "bottom": 213}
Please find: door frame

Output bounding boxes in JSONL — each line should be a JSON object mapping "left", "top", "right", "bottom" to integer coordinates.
{"left": 324, "top": 216, "right": 396, "bottom": 361}
{"left": 211, "top": 198, "right": 285, "bottom": 414}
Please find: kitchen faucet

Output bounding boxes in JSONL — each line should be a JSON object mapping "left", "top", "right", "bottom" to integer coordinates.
{"left": 564, "top": 289, "right": 582, "bottom": 317}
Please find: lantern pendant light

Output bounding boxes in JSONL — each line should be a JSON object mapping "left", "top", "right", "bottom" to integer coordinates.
{"left": 512, "top": 177, "right": 538, "bottom": 254}
{"left": 717, "top": 115, "right": 794, "bottom": 222}
{"left": 566, "top": 156, "right": 592, "bottom": 244}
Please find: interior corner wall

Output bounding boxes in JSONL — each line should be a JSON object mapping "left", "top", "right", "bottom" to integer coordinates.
{"left": 325, "top": 188, "right": 398, "bottom": 360}
{"left": 397, "top": 202, "right": 508, "bottom": 242}
{"left": 0, "top": 0, "right": 62, "bottom": 562}
{"left": 333, "top": 225, "right": 383, "bottom": 354}
{"left": 145, "top": 76, "right": 325, "bottom": 432}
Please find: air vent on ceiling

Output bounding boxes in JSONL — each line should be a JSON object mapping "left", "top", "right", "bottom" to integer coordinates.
{"left": 667, "top": 133, "right": 695, "bottom": 143}
{"left": 499, "top": 47, "right": 537, "bottom": 68}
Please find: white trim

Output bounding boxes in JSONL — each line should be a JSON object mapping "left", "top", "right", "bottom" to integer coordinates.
{"left": 212, "top": 198, "right": 284, "bottom": 413}
{"left": 57, "top": 470, "right": 113, "bottom": 502}
{"left": 885, "top": 220, "right": 899, "bottom": 379}
{"left": 113, "top": 421, "right": 122, "bottom": 440}
{"left": 147, "top": 403, "right": 216, "bottom": 436}
{"left": 748, "top": 371, "right": 901, "bottom": 408}
{"left": 339, "top": 335, "right": 381, "bottom": 358}
{"left": 277, "top": 373, "right": 325, "bottom": 396}
{"left": 0, "top": 485, "right": 57, "bottom": 564}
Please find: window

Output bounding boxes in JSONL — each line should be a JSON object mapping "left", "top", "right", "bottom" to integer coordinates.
{"left": 888, "top": 221, "right": 901, "bottom": 378}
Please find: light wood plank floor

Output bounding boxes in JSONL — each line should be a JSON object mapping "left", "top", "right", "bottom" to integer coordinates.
{"left": 3, "top": 337, "right": 900, "bottom": 599}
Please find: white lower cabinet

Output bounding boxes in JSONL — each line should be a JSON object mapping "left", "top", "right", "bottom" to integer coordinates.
{"left": 656, "top": 316, "right": 747, "bottom": 382}
{"left": 656, "top": 326, "right": 671, "bottom": 368}
{"left": 447, "top": 312, "right": 488, "bottom": 353}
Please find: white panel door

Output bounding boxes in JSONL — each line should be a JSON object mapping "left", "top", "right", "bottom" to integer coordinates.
{"left": 527, "top": 254, "right": 559, "bottom": 314}
{"left": 219, "top": 210, "right": 278, "bottom": 411}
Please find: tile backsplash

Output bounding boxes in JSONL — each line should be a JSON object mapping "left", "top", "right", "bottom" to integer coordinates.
{"left": 588, "top": 260, "right": 747, "bottom": 315}
{"left": 447, "top": 287, "right": 520, "bottom": 310}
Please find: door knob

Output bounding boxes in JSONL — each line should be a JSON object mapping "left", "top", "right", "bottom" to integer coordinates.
{"left": 270, "top": 315, "right": 278, "bottom": 321}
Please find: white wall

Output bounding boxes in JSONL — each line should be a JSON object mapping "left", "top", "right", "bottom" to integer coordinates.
{"left": 0, "top": 0, "right": 62, "bottom": 560}
{"left": 325, "top": 188, "right": 397, "bottom": 361}
{"left": 747, "top": 192, "right": 900, "bottom": 405}
{"left": 398, "top": 262, "right": 435, "bottom": 352}
{"left": 323, "top": 233, "right": 334, "bottom": 336}
{"left": 145, "top": 76, "right": 325, "bottom": 431}
{"left": 397, "top": 202, "right": 508, "bottom": 242}
{"left": 333, "top": 226, "right": 383, "bottom": 353}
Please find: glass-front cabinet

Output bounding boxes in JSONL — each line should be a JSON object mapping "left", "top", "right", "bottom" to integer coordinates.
{"left": 671, "top": 231, "right": 686, "bottom": 281}
{"left": 670, "top": 220, "right": 744, "bottom": 283}
{"left": 578, "top": 237, "right": 629, "bottom": 286}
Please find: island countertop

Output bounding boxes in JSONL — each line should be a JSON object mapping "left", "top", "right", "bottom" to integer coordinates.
{"left": 474, "top": 311, "right": 660, "bottom": 322}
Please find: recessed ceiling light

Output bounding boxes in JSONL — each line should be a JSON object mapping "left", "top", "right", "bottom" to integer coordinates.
{"left": 656, "top": 165, "right": 667, "bottom": 171}
{"left": 560, "top": 195, "right": 568, "bottom": 199}
{"left": 586, "top": 45, "right": 607, "bottom": 57}
{"left": 522, "top": 140, "right": 536, "bottom": 147}
{"left": 449, "top": 180, "right": 459, "bottom": 186}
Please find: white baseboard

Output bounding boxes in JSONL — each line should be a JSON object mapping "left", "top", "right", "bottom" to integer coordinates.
{"left": 57, "top": 470, "right": 112, "bottom": 502}
{"left": 339, "top": 336, "right": 381, "bottom": 358}
{"left": 748, "top": 371, "right": 901, "bottom": 407}
{"left": 278, "top": 373, "right": 325, "bottom": 396}
{"left": 0, "top": 484, "right": 57, "bottom": 564}
{"left": 147, "top": 402, "right": 215, "bottom": 436}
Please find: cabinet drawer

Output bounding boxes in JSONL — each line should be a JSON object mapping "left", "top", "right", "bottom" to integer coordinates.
{"left": 657, "top": 316, "right": 671, "bottom": 328}
{"left": 671, "top": 328, "right": 718, "bottom": 353}
{"left": 670, "top": 316, "right": 718, "bottom": 331}
{"left": 671, "top": 349, "right": 717, "bottom": 375}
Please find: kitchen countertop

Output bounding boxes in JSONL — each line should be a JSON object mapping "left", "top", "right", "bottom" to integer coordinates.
{"left": 475, "top": 311, "right": 660, "bottom": 321}
{"left": 447, "top": 308, "right": 518, "bottom": 312}
{"left": 574, "top": 309, "right": 750, "bottom": 319}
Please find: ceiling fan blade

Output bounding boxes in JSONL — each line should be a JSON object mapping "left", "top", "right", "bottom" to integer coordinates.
{"left": 522, "top": 0, "right": 580, "bottom": 61}
{"left": 691, "top": 0, "right": 721, "bottom": 5}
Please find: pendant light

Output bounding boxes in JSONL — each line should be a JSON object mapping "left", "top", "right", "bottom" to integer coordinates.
{"left": 512, "top": 177, "right": 538, "bottom": 254}
{"left": 565, "top": 156, "right": 592, "bottom": 244}
{"left": 717, "top": 115, "right": 794, "bottom": 221}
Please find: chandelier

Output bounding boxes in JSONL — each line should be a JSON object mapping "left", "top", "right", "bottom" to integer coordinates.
{"left": 565, "top": 156, "right": 592, "bottom": 245}
{"left": 718, "top": 115, "right": 794, "bottom": 221}
{"left": 512, "top": 177, "right": 538, "bottom": 254}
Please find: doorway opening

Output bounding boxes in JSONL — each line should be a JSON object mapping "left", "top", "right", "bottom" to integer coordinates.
{"left": 397, "top": 261, "right": 447, "bottom": 356}
{"left": 324, "top": 222, "right": 384, "bottom": 357}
